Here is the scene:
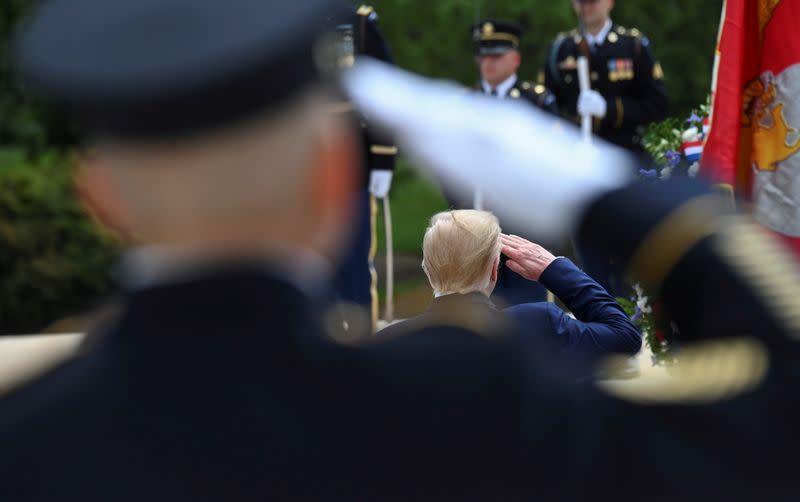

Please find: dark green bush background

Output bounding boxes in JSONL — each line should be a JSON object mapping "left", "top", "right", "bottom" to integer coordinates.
{"left": 0, "top": 152, "right": 119, "bottom": 334}
{"left": 0, "top": 0, "right": 723, "bottom": 332}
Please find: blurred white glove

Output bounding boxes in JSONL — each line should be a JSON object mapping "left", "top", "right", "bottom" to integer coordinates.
{"left": 577, "top": 89, "right": 607, "bottom": 119}
{"left": 343, "top": 60, "right": 633, "bottom": 242}
{"left": 368, "top": 169, "right": 393, "bottom": 198}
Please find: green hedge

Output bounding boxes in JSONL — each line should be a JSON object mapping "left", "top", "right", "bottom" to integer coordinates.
{"left": 0, "top": 151, "right": 119, "bottom": 334}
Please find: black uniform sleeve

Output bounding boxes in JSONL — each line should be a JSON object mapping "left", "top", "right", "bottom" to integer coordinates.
{"left": 543, "top": 39, "right": 570, "bottom": 118}
{"left": 601, "top": 38, "right": 668, "bottom": 131}
{"left": 358, "top": 7, "right": 396, "bottom": 172}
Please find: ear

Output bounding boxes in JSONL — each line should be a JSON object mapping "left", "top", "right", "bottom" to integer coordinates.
{"left": 73, "top": 155, "right": 133, "bottom": 240}
{"left": 490, "top": 256, "right": 500, "bottom": 282}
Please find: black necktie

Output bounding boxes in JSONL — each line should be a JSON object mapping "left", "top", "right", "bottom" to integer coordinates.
{"left": 490, "top": 89, "right": 498, "bottom": 97}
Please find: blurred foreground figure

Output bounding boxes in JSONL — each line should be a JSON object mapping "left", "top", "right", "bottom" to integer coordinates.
{"left": 379, "top": 210, "right": 640, "bottom": 358}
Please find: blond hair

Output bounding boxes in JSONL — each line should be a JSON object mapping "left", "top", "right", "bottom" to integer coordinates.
{"left": 422, "top": 210, "right": 502, "bottom": 294}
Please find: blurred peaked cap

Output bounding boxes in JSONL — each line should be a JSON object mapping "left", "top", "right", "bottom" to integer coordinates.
{"left": 471, "top": 19, "right": 522, "bottom": 56}
{"left": 14, "top": 0, "right": 350, "bottom": 140}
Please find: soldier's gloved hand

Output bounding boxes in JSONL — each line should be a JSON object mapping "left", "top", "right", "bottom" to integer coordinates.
{"left": 578, "top": 89, "right": 607, "bottom": 119}
{"left": 368, "top": 169, "right": 393, "bottom": 198}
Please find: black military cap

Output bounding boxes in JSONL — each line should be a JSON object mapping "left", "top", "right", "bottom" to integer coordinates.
{"left": 15, "top": 0, "right": 348, "bottom": 140}
{"left": 471, "top": 19, "right": 522, "bottom": 56}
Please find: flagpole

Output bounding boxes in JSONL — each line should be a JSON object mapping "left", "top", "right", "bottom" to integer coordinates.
{"left": 577, "top": 56, "right": 592, "bottom": 145}
{"left": 576, "top": 4, "right": 592, "bottom": 144}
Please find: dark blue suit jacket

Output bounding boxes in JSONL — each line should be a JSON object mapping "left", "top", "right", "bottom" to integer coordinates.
{"left": 505, "top": 257, "right": 641, "bottom": 356}
{"left": 380, "top": 258, "right": 639, "bottom": 358}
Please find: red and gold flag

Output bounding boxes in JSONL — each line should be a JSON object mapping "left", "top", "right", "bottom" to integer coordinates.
{"left": 702, "top": 0, "right": 800, "bottom": 254}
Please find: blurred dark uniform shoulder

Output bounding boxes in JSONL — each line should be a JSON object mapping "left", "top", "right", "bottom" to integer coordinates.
{"left": 543, "top": 24, "right": 667, "bottom": 153}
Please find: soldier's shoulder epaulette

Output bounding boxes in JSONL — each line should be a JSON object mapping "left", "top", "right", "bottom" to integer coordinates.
{"left": 356, "top": 4, "right": 378, "bottom": 21}
{"left": 549, "top": 30, "right": 577, "bottom": 58}
{"left": 518, "top": 80, "right": 545, "bottom": 95}
{"left": 615, "top": 25, "right": 648, "bottom": 42}
{"left": 554, "top": 28, "right": 578, "bottom": 42}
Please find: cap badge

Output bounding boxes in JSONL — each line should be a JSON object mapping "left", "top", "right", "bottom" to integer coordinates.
{"left": 482, "top": 22, "right": 494, "bottom": 36}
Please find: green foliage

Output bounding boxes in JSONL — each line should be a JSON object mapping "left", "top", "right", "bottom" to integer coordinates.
{"left": 642, "top": 116, "right": 684, "bottom": 167}
{"left": 1, "top": 0, "right": 78, "bottom": 154}
{"left": 372, "top": 0, "right": 723, "bottom": 118}
{"left": 375, "top": 159, "right": 448, "bottom": 253}
{"left": 617, "top": 288, "right": 674, "bottom": 364}
{"left": 0, "top": 153, "right": 120, "bottom": 334}
{"left": 643, "top": 99, "right": 711, "bottom": 168}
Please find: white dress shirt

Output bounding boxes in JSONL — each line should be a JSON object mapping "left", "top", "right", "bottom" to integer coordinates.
{"left": 481, "top": 73, "right": 518, "bottom": 99}
{"left": 584, "top": 19, "right": 613, "bottom": 47}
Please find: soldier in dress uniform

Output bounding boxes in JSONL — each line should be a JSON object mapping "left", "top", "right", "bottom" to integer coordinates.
{"left": 542, "top": 0, "right": 667, "bottom": 295}
{"left": 467, "top": 19, "right": 559, "bottom": 306}
{"left": 332, "top": 4, "right": 397, "bottom": 331}
{"left": 542, "top": 0, "right": 667, "bottom": 155}
{"left": 473, "top": 19, "right": 558, "bottom": 114}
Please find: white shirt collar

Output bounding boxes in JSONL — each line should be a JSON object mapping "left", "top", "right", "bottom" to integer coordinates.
{"left": 585, "top": 19, "right": 613, "bottom": 46}
{"left": 481, "top": 73, "right": 518, "bottom": 99}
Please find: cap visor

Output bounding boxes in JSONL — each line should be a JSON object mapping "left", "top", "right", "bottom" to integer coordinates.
{"left": 477, "top": 46, "right": 514, "bottom": 56}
